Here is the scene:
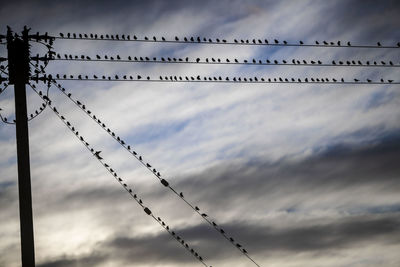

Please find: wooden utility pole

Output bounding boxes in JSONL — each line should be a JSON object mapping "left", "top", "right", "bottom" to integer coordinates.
{"left": 7, "top": 26, "right": 35, "bottom": 267}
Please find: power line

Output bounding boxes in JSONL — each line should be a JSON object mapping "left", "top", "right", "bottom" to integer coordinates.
{"left": 36, "top": 74, "right": 398, "bottom": 85}
{"left": 30, "top": 84, "right": 210, "bottom": 267}
{"left": 52, "top": 33, "right": 400, "bottom": 49}
{"left": 52, "top": 54, "right": 400, "bottom": 68}
{"left": 32, "top": 65, "right": 261, "bottom": 266}
{"left": 0, "top": 68, "right": 50, "bottom": 124}
{"left": 31, "top": 60, "right": 262, "bottom": 264}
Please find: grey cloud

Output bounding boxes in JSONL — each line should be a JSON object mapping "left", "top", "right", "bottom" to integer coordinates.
{"left": 38, "top": 213, "right": 399, "bottom": 266}
{"left": 37, "top": 253, "right": 106, "bottom": 267}
{"left": 160, "top": 130, "right": 400, "bottom": 211}
{"left": 1, "top": 1, "right": 400, "bottom": 266}
{"left": 178, "top": 215, "right": 400, "bottom": 254}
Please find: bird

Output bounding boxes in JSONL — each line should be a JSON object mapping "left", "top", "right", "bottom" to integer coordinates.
{"left": 179, "top": 192, "right": 184, "bottom": 198}
{"left": 299, "top": 40, "right": 304, "bottom": 44}
{"left": 195, "top": 206, "right": 200, "bottom": 211}
{"left": 94, "top": 151, "right": 103, "bottom": 160}
{"left": 377, "top": 42, "right": 381, "bottom": 46}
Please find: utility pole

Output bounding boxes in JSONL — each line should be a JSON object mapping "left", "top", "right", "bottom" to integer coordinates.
{"left": 7, "top": 26, "right": 35, "bottom": 267}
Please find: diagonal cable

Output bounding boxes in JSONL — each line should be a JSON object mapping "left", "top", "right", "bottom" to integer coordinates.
{"left": 31, "top": 64, "right": 260, "bottom": 266}
{"left": 30, "top": 84, "right": 210, "bottom": 267}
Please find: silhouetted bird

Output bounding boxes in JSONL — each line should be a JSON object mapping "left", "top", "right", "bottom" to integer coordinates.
{"left": 377, "top": 42, "right": 381, "bottom": 46}
{"left": 299, "top": 40, "right": 304, "bottom": 44}
{"left": 94, "top": 151, "right": 103, "bottom": 160}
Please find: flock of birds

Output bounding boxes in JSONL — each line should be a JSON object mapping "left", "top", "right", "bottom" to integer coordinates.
{"left": 42, "top": 73, "right": 395, "bottom": 84}
{"left": 21, "top": 63, "right": 258, "bottom": 265}
{"left": 2, "top": 31, "right": 398, "bottom": 267}
{"left": 30, "top": 85, "right": 211, "bottom": 266}
{"left": 46, "top": 78, "right": 255, "bottom": 263}
{"left": 56, "top": 32, "right": 400, "bottom": 48}
{"left": 54, "top": 53, "right": 399, "bottom": 67}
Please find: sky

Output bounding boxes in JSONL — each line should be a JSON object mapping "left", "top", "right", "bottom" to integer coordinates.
{"left": 0, "top": 0, "right": 400, "bottom": 266}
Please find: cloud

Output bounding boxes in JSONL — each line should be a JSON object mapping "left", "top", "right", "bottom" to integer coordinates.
{"left": 35, "top": 213, "right": 400, "bottom": 267}
{"left": 37, "top": 253, "right": 105, "bottom": 267}
{"left": 1, "top": 1, "right": 400, "bottom": 266}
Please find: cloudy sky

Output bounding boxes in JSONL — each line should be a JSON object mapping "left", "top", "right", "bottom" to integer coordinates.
{"left": 1, "top": 0, "right": 400, "bottom": 266}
